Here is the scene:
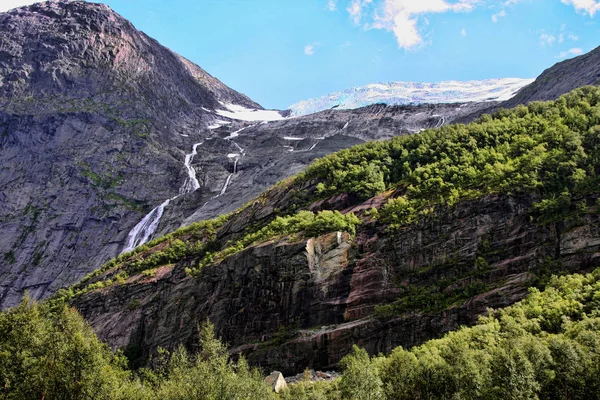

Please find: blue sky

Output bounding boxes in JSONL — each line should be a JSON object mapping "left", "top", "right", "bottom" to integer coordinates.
{"left": 3, "top": 0, "right": 600, "bottom": 109}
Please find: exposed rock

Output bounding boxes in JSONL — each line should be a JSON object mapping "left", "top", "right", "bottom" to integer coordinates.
{"left": 73, "top": 193, "right": 600, "bottom": 375}
{"left": 502, "top": 46, "right": 600, "bottom": 109}
{"left": 0, "top": 0, "right": 259, "bottom": 308}
{"left": 265, "top": 371, "right": 287, "bottom": 393}
{"left": 285, "top": 369, "right": 340, "bottom": 384}
{"left": 3, "top": 1, "right": 599, "bottom": 311}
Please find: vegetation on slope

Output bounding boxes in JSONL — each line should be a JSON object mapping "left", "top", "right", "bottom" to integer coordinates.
{"left": 52, "top": 86, "right": 600, "bottom": 312}
{"left": 4, "top": 268, "right": 600, "bottom": 399}
{"left": 299, "top": 86, "right": 600, "bottom": 228}
{"left": 5, "top": 86, "right": 600, "bottom": 398}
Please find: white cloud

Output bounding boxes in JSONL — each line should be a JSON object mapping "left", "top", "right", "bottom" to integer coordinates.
{"left": 540, "top": 25, "right": 579, "bottom": 47}
{"left": 347, "top": 0, "right": 373, "bottom": 24}
{"left": 559, "top": 47, "right": 584, "bottom": 58}
{"left": 540, "top": 33, "right": 557, "bottom": 46}
{"left": 460, "top": 28, "right": 467, "bottom": 36}
{"left": 304, "top": 44, "right": 315, "bottom": 56}
{"left": 327, "top": 0, "right": 338, "bottom": 11}
{"left": 492, "top": 9, "right": 506, "bottom": 22}
{"left": 561, "top": 0, "right": 600, "bottom": 16}
{"left": 347, "top": 0, "right": 362, "bottom": 24}
{"left": 0, "top": 0, "right": 37, "bottom": 12}
{"left": 370, "top": 0, "right": 480, "bottom": 50}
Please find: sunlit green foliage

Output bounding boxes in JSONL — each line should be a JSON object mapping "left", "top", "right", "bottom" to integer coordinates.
{"left": 6, "top": 268, "right": 600, "bottom": 399}
{"left": 143, "top": 321, "right": 276, "bottom": 400}
{"left": 299, "top": 86, "right": 600, "bottom": 229}
{"left": 0, "top": 302, "right": 275, "bottom": 400}
{"left": 362, "top": 269, "right": 600, "bottom": 399}
{"left": 188, "top": 210, "right": 360, "bottom": 276}
{"left": 0, "top": 296, "right": 132, "bottom": 400}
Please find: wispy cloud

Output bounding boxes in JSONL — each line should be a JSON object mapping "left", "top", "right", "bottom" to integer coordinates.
{"left": 0, "top": 0, "right": 36, "bottom": 12}
{"left": 558, "top": 47, "right": 584, "bottom": 58}
{"left": 539, "top": 24, "right": 579, "bottom": 47}
{"left": 327, "top": 0, "right": 338, "bottom": 11}
{"left": 336, "top": 0, "right": 589, "bottom": 52}
{"left": 304, "top": 44, "right": 316, "bottom": 56}
{"left": 540, "top": 33, "right": 557, "bottom": 46}
{"left": 561, "top": 0, "right": 600, "bottom": 16}
{"left": 347, "top": 0, "right": 374, "bottom": 25}
{"left": 460, "top": 28, "right": 467, "bottom": 36}
{"left": 492, "top": 9, "right": 507, "bottom": 22}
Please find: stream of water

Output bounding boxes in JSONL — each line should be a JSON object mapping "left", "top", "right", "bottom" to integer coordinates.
{"left": 122, "top": 129, "right": 248, "bottom": 253}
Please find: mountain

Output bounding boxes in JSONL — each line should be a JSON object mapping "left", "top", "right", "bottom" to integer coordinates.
{"left": 69, "top": 86, "right": 600, "bottom": 374}
{"left": 287, "top": 78, "right": 534, "bottom": 117}
{"left": 0, "top": 0, "right": 268, "bottom": 308}
{"left": 0, "top": 0, "right": 598, "bottom": 322}
{"left": 2, "top": 0, "right": 600, "bottom": 385}
{"left": 0, "top": 0, "right": 499, "bottom": 309}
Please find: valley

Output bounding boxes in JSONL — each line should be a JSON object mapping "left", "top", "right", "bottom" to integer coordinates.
{"left": 2, "top": 1, "right": 600, "bottom": 398}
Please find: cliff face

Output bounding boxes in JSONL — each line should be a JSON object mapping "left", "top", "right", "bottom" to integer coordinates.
{"left": 0, "top": 0, "right": 260, "bottom": 308}
{"left": 3, "top": 2, "right": 599, "bottom": 311}
{"left": 73, "top": 190, "right": 600, "bottom": 374}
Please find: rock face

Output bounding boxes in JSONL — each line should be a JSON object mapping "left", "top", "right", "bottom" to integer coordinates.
{"left": 0, "top": 1, "right": 498, "bottom": 308}
{"left": 154, "top": 101, "right": 493, "bottom": 236}
{"left": 73, "top": 192, "right": 600, "bottom": 374}
{"left": 2, "top": 0, "right": 600, "bottom": 330}
{"left": 0, "top": 0, "right": 261, "bottom": 308}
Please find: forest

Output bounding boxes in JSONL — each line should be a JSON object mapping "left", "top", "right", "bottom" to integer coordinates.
{"left": 2, "top": 269, "right": 600, "bottom": 399}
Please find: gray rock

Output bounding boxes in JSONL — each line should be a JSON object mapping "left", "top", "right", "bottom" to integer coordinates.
{"left": 0, "top": 0, "right": 260, "bottom": 308}
{"left": 265, "top": 371, "right": 287, "bottom": 393}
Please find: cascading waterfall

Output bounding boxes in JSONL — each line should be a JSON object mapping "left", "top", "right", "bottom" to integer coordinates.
{"left": 179, "top": 142, "right": 203, "bottom": 195}
{"left": 218, "top": 136, "right": 245, "bottom": 197}
{"left": 121, "top": 140, "right": 205, "bottom": 253}
{"left": 219, "top": 173, "right": 233, "bottom": 196}
{"left": 122, "top": 125, "right": 254, "bottom": 253}
{"left": 122, "top": 198, "right": 172, "bottom": 253}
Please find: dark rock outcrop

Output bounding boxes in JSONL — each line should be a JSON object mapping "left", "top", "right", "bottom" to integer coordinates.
{"left": 73, "top": 192, "right": 600, "bottom": 374}
{"left": 502, "top": 46, "right": 600, "bottom": 109}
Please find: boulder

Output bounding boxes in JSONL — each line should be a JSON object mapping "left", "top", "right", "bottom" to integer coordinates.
{"left": 265, "top": 371, "right": 287, "bottom": 393}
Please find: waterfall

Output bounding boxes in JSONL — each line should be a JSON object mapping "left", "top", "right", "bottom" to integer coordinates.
{"left": 121, "top": 140, "right": 205, "bottom": 253}
{"left": 179, "top": 142, "right": 203, "bottom": 195}
{"left": 122, "top": 198, "right": 171, "bottom": 253}
{"left": 122, "top": 125, "right": 252, "bottom": 253}
{"left": 219, "top": 173, "right": 233, "bottom": 196}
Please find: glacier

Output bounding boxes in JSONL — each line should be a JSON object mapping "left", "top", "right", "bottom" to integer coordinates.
{"left": 287, "top": 78, "right": 535, "bottom": 117}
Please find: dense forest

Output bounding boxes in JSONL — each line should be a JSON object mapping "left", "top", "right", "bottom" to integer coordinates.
{"left": 4, "top": 86, "right": 600, "bottom": 398}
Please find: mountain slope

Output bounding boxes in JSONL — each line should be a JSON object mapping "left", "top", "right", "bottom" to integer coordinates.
{"left": 501, "top": 45, "right": 600, "bottom": 109}
{"left": 69, "top": 86, "right": 600, "bottom": 373}
{"left": 0, "top": 0, "right": 261, "bottom": 308}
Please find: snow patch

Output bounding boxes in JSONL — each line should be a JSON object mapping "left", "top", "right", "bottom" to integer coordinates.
{"left": 283, "top": 136, "right": 305, "bottom": 141}
{"left": 217, "top": 102, "right": 285, "bottom": 122}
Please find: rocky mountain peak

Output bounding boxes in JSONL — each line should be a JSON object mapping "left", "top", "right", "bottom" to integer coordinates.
{"left": 0, "top": 0, "right": 263, "bottom": 308}
{"left": 0, "top": 0, "right": 260, "bottom": 117}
